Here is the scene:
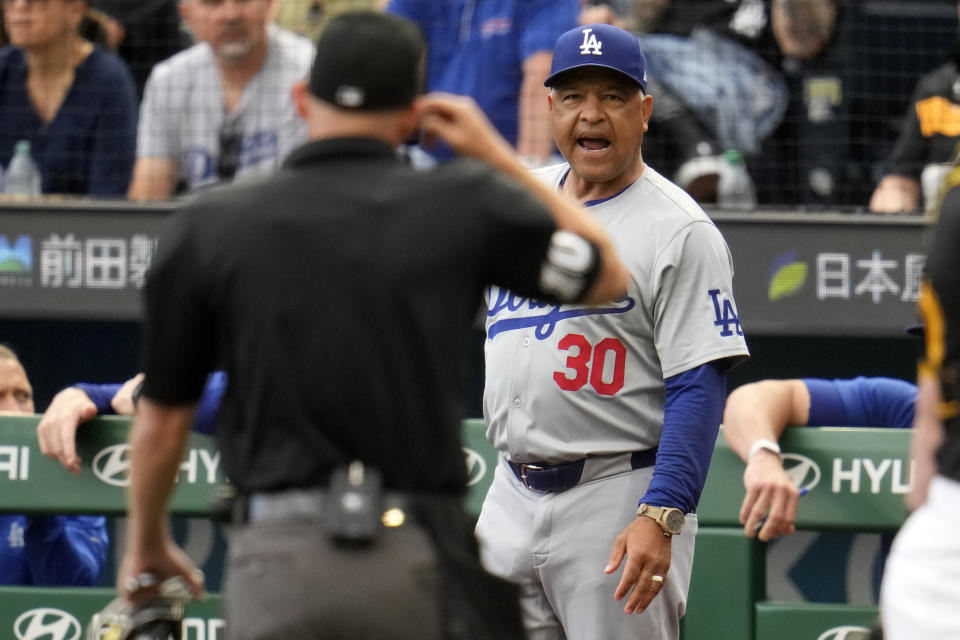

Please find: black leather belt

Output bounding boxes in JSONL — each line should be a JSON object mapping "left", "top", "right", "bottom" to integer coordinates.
{"left": 231, "top": 488, "right": 414, "bottom": 525}
{"left": 508, "top": 449, "right": 657, "bottom": 492}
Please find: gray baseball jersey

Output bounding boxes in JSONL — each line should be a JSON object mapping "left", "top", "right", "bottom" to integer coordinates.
{"left": 137, "top": 25, "right": 314, "bottom": 192}
{"left": 483, "top": 163, "right": 749, "bottom": 463}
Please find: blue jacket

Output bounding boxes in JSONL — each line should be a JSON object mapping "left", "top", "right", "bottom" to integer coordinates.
{"left": 0, "top": 515, "right": 108, "bottom": 586}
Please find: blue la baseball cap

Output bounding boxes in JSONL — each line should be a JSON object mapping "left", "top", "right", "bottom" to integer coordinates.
{"left": 545, "top": 23, "right": 647, "bottom": 92}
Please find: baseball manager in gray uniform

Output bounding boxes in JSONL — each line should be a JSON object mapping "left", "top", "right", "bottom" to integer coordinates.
{"left": 477, "top": 23, "right": 750, "bottom": 640}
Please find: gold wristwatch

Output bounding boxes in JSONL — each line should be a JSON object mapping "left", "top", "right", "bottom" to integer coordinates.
{"left": 636, "top": 503, "right": 685, "bottom": 536}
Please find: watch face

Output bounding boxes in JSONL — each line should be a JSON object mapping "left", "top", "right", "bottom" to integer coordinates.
{"left": 664, "top": 509, "right": 685, "bottom": 534}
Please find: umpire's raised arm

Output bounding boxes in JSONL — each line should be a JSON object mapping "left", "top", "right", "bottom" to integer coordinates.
{"left": 418, "top": 92, "right": 628, "bottom": 305}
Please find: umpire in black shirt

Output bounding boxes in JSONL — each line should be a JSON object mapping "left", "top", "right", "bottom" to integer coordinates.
{"left": 118, "top": 11, "right": 627, "bottom": 640}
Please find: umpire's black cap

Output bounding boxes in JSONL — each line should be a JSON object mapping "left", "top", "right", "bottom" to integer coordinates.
{"left": 308, "top": 11, "right": 426, "bottom": 111}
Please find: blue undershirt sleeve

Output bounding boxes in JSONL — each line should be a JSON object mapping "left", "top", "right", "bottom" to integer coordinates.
{"left": 805, "top": 377, "right": 916, "bottom": 429}
{"left": 71, "top": 383, "right": 123, "bottom": 414}
{"left": 24, "top": 515, "right": 108, "bottom": 586}
{"left": 70, "top": 372, "right": 224, "bottom": 435}
{"left": 639, "top": 361, "right": 727, "bottom": 514}
{"left": 802, "top": 378, "right": 851, "bottom": 427}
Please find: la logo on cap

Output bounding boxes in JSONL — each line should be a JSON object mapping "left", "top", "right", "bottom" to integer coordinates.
{"left": 579, "top": 28, "right": 602, "bottom": 56}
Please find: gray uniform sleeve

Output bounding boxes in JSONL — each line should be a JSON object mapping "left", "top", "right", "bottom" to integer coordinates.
{"left": 136, "top": 64, "right": 177, "bottom": 160}
{"left": 653, "top": 220, "right": 749, "bottom": 377}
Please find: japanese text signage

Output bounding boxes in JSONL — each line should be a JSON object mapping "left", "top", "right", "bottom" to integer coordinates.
{"left": 713, "top": 212, "right": 929, "bottom": 336}
{"left": 1, "top": 204, "right": 931, "bottom": 335}
{"left": 0, "top": 202, "right": 168, "bottom": 319}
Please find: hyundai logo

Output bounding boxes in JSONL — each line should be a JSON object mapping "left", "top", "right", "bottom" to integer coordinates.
{"left": 781, "top": 452, "right": 821, "bottom": 493}
{"left": 14, "top": 608, "right": 81, "bottom": 640}
{"left": 92, "top": 443, "right": 132, "bottom": 487}
{"left": 463, "top": 447, "right": 488, "bottom": 487}
{"left": 816, "top": 625, "right": 871, "bottom": 640}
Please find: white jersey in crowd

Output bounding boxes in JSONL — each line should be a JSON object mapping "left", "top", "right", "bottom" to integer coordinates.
{"left": 483, "top": 163, "right": 750, "bottom": 463}
{"left": 136, "top": 25, "right": 314, "bottom": 193}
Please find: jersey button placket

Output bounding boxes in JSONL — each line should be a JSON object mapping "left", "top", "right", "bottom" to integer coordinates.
{"left": 508, "top": 329, "right": 534, "bottom": 456}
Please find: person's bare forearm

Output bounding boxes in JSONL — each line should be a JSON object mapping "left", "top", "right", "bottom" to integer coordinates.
{"left": 723, "top": 380, "right": 809, "bottom": 462}
{"left": 516, "top": 51, "right": 555, "bottom": 164}
{"left": 126, "top": 399, "right": 195, "bottom": 551}
{"left": 127, "top": 158, "right": 177, "bottom": 201}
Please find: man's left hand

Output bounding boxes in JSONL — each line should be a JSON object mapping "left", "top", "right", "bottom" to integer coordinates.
{"left": 118, "top": 537, "right": 205, "bottom": 604}
{"left": 604, "top": 516, "right": 671, "bottom": 614}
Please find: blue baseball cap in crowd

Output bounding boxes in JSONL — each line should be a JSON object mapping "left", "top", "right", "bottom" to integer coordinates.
{"left": 545, "top": 23, "right": 647, "bottom": 92}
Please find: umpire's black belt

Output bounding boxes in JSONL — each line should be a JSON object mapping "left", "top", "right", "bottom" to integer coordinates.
{"left": 508, "top": 449, "right": 657, "bottom": 492}
{"left": 232, "top": 488, "right": 413, "bottom": 525}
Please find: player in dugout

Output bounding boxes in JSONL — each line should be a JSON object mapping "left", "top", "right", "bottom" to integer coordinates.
{"left": 0, "top": 344, "right": 108, "bottom": 586}
{"left": 722, "top": 375, "right": 916, "bottom": 541}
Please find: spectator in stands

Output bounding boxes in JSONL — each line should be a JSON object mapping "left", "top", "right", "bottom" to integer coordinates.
{"left": 272, "top": 0, "right": 378, "bottom": 43}
{"left": 722, "top": 376, "right": 916, "bottom": 541}
{"left": 586, "top": 1, "right": 837, "bottom": 204}
{"left": 37, "top": 372, "right": 223, "bottom": 473}
{"left": 0, "top": 0, "right": 138, "bottom": 196}
{"left": 128, "top": 0, "right": 314, "bottom": 200}
{"left": 386, "top": 0, "right": 578, "bottom": 167}
{"left": 869, "top": 2, "right": 960, "bottom": 214}
{"left": 0, "top": 344, "right": 108, "bottom": 586}
{"left": 90, "top": 1, "right": 190, "bottom": 99}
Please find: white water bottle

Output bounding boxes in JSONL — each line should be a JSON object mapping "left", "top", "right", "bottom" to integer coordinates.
{"left": 5, "top": 140, "right": 41, "bottom": 196}
{"left": 717, "top": 150, "right": 756, "bottom": 211}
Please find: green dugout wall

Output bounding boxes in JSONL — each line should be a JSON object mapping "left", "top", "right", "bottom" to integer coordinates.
{"left": 0, "top": 416, "right": 908, "bottom": 639}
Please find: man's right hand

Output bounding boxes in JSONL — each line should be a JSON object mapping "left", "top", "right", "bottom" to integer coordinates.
{"left": 418, "top": 93, "right": 517, "bottom": 171}
{"left": 869, "top": 175, "right": 921, "bottom": 213}
{"left": 739, "top": 450, "right": 800, "bottom": 541}
{"left": 37, "top": 387, "right": 98, "bottom": 473}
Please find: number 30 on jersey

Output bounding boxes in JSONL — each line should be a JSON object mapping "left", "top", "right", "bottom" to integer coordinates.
{"left": 553, "top": 334, "right": 626, "bottom": 396}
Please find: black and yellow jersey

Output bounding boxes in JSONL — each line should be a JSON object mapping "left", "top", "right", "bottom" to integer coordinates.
{"left": 920, "top": 182, "right": 960, "bottom": 480}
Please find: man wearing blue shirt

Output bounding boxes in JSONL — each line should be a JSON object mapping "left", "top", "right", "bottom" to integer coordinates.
{"left": 0, "top": 344, "right": 108, "bottom": 586}
{"left": 387, "top": 0, "right": 578, "bottom": 165}
{"left": 722, "top": 376, "right": 916, "bottom": 541}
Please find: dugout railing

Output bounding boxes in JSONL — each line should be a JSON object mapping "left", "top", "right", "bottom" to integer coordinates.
{"left": 0, "top": 415, "right": 909, "bottom": 640}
